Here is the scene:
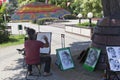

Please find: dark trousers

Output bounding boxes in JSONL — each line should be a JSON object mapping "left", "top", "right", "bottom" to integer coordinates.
{"left": 28, "top": 55, "right": 51, "bottom": 73}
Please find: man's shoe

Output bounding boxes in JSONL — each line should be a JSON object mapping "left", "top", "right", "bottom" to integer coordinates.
{"left": 28, "top": 72, "right": 33, "bottom": 76}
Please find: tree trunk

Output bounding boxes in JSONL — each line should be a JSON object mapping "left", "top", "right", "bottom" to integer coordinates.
{"left": 102, "top": 0, "right": 120, "bottom": 17}
{"left": 92, "top": 0, "right": 120, "bottom": 70}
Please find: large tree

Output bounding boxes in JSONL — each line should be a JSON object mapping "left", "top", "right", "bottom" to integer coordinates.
{"left": 81, "top": 0, "right": 102, "bottom": 17}
{"left": 102, "top": 0, "right": 120, "bottom": 17}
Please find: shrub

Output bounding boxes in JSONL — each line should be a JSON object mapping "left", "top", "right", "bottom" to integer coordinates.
{"left": 0, "top": 18, "right": 10, "bottom": 43}
{"left": 31, "top": 19, "right": 37, "bottom": 24}
{"left": 77, "top": 22, "right": 96, "bottom": 27}
{"left": 36, "top": 18, "right": 57, "bottom": 25}
{"left": 64, "top": 14, "right": 77, "bottom": 19}
{"left": 0, "top": 30, "right": 10, "bottom": 43}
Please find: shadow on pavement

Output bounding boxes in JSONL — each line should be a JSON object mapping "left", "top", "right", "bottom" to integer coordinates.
{"left": 2, "top": 41, "right": 103, "bottom": 80}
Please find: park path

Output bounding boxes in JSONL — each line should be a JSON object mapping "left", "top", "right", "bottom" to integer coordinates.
{"left": 0, "top": 20, "right": 103, "bottom": 80}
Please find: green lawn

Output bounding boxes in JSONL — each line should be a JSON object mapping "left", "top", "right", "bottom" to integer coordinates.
{"left": 0, "top": 35, "right": 25, "bottom": 48}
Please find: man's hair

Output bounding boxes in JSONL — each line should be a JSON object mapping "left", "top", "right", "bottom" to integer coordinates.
{"left": 26, "top": 28, "right": 36, "bottom": 40}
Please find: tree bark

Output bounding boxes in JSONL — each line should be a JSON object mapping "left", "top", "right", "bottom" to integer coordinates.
{"left": 102, "top": 0, "right": 120, "bottom": 17}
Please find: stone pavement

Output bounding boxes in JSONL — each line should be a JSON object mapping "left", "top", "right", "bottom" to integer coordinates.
{"left": 0, "top": 19, "right": 104, "bottom": 80}
{"left": 0, "top": 44, "right": 103, "bottom": 80}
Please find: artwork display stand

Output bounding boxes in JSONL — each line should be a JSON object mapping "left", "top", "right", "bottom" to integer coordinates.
{"left": 105, "top": 46, "right": 120, "bottom": 80}
{"left": 106, "top": 69, "right": 120, "bottom": 80}
{"left": 61, "top": 34, "right": 65, "bottom": 48}
{"left": 103, "top": 62, "right": 120, "bottom": 80}
{"left": 55, "top": 34, "right": 65, "bottom": 68}
{"left": 55, "top": 34, "right": 75, "bottom": 70}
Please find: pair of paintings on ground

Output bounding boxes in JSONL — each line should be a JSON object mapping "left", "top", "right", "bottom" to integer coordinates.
{"left": 83, "top": 46, "right": 120, "bottom": 72}
{"left": 56, "top": 47, "right": 101, "bottom": 71}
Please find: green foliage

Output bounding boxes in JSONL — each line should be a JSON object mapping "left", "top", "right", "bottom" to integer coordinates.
{"left": 0, "top": 30, "right": 10, "bottom": 43}
{"left": 18, "top": 0, "right": 36, "bottom": 7}
{"left": 70, "top": 0, "right": 82, "bottom": 15}
{"left": 35, "top": 18, "right": 56, "bottom": 25}
{"left": 64, "top": 14, "right": 77, "bottom": 19}
{"left": 0, "top": 12, "right": 10, "bottom": 44}
{"left": 36, "top": 19, "right": 45, "bottom": 25}
{"left": 31, "top": 19, "right": 37, "bottom": 24}
{"left": 77, "top": 22, "right": 96, "bottom": 27}
{"left": 80, "top": 0, "right": 102, "bottom": 18}
{"left": 0, "top": 35, "right": 25, "bottom": 47}
{"left": 0, "top": 3, "right": 7, "bottom": 13}
{"left": 49, "top": 0, "right": 102, "bottom": 18}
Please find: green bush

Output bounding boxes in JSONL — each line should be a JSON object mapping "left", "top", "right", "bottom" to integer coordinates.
{"left": 0, "top": 30, "right": 10, "bottom": 43}
{"left": 0, "top": 34, "right": 25, "bottom": 47}
{"left": 36, "top": 18, "right": 56, "bottom": 25}
{"left": 77, "top": 22, "right": 96, "bottom": 27}
{"left": 64, "top": 14, "right": 77, "bottom": 19}
{"left": 31, "top": 19, "right": 37, "bottom": 24}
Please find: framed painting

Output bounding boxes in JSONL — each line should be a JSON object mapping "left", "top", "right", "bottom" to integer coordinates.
{"left": 56, "top": 47, "right": 75, "bottom": 70}
{"left": 36, "top": 32, "right": 52, "bottom": 54}
{"left": 106, "top": 46, "right": 120, "bottom": 71}
{"left": 83, "top": 47, "right": 101, "bottom": 71}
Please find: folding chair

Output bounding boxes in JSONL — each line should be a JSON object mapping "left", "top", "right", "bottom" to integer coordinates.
{"left": 24, "top": 40, "right": 44, "bottom": 79}
{"left": 16, "top": 48, "right": 26, "bottom": 68}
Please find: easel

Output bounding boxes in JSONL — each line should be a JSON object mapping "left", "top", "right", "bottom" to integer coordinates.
{"left": 103, "top": 57, "right": 120, "bottom": 80}
{"left": 61, "top": 34, "right": 65, "bottom": 48}
{"left": 105, "top": 62, "right": 120, "bottom": 80}
{"left": 55, "top": 34, "right": 65, "bottom": 67}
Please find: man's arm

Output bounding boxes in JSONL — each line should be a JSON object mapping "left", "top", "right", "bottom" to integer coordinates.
{"left": 43, "top": 36, "right": 49, "bottom": 47}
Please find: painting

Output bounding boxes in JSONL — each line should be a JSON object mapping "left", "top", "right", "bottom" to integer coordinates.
{"left": 56, "top": 47, "right": 75, "bottom": 70}
{"left": 106, "top": 46, "right": 120, "bottom": 71}
{"left": 83, "top": 47, "right": 101, "bottom": 71}
{"left": 36, "top": 32, "right": 52, "bottom": 54}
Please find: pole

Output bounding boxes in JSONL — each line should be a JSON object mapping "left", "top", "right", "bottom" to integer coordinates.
{"left": 38, "top": 25, "right": 40, "bottom": 32}
{"left": 79, "top": 18, "right": 81, "bottom": 23}
{"left": 4, "top": 14, "right": 7, "bottom": 26}
{"left": 61, "top": 34, "right": 65, "bottom": 48}
{"left": 89, "top": 18, "right": 92, "bottom": 27}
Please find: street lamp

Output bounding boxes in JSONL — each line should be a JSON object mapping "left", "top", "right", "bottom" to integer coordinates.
{"left": 77, "top": 13, "right": 83, "bottom": 23}
{"left": 87, "top": 12, "right": 93, "bottom": 27}
{"left": 3, "top": 14, "right": 7, "bottom": 26}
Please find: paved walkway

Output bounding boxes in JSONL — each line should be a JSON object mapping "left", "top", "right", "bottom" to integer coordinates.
{"left": 0, "top": 44, "right": 103, "bottom": 80}
{"left": 0, "top": 19, "right": 104, "bottom": 80}
{"left": 0, "top": 43, "right": 104, "bottom": 80}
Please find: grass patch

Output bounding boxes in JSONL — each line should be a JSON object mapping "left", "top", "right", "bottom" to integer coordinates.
{"left": 76, "top": 22, "right": 96, "bottom": 28}
{"left": 0, "top": 34, "right": 25, "bottom": 48}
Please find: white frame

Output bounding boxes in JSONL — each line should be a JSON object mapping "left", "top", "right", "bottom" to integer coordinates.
{"left": 56, "top": 47, "right": 74, "bottom": 70}
{"left": 106, "top": 46, "right": 120, "bottom": 71}
{"left": 36, "top": 32, "right": 52, "bottom": 54}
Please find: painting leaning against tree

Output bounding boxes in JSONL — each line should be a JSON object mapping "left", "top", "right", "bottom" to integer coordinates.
{"left": 83, "top": 47, "right": 101, "bottom": 71}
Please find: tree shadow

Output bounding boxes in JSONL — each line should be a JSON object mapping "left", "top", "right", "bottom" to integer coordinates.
{"left": 1, "top": 41, "right": 103, "bottom": 80}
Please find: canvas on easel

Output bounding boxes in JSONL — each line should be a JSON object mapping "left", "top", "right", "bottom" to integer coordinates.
{"left": 36, "top": 32, "right": 52, "bottom": 54}
{"left": 83, "top": 47, "right": 101, "bottom": 71}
